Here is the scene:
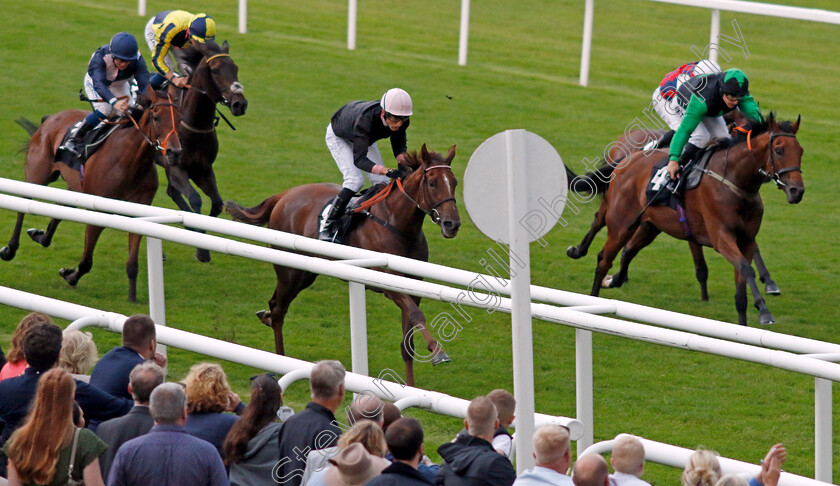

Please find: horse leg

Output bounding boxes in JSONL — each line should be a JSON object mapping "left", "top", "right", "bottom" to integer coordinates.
{"left": 591, "top": 223, "right": 637, "bottom": 296}
{"left": 59, "top": 225, "right": 105, "bottom": 287}
{"left": 711, "top": 232, "right": 771, "bottom": 326}
{"left": 191, "top": 171, "right": 224, "bottom": 263}
{"left": 603, "top": 223, "right": 660, "bottom": 289}
{"left": 741, "top": 243, "right": 774, "bottom": 325}
{"left": 385, "top": 291, "right": 448, "bottom": 388}
{"left": 688, "top": 241, "right": 709, "bottom": 301}
{"left": 753, "top": 246, "right": 780, "bottom": 295}
{"left": 567, "top": 204, "right": 605, "bottom": 259}
{"left": 0, "top": 212, "right": 26, "bottom": 261}
{"left": 263, "top": 266, "right": 318, "bottom": 355}
{"left": 27, "top": 218, "right": 62, "bottom": 247}
{"left": 126, "top": 233, "right": 142, "bottom": 303}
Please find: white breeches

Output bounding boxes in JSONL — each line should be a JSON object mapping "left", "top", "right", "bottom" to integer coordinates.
{"left": 651, "top": 87, "right": 683, "bottom": 131}
{"left": 84, "top": 74, "right": 131, "bottom": 117}
{"left": 653, "top": 87, "right": 730, "bottom": 148}
{"left": 325, "top": 123, "right": 389, "bottom": 192}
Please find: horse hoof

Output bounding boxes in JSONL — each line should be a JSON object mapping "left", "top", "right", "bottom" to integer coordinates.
{"left": 256, "top": 310, "right": 271, "bottom": 327}
{"left": 765, "top": 282, "right": 781, "bottom": 296}
{"left": 0, "top": 246, "right": 15, "bottom": 261}
{"left": 27, "top": 228, "right": 45, "bottom": 245}
{"left": 432, "top": 351, "right": 451, "bottom": 365}
{"left": 59, "top": 268, "right": 77, "bottom": 287}
{"left": 759, "top": 313, "right": 775, "bottom": 325}
{"left": 195, "top": 248, "right": 211, "bottom": 263}
{"left": 602, "top": 275, "right": 614, "bottom": 288}
{"left": 566, "top": 246, "right": 584, "bottom": 259}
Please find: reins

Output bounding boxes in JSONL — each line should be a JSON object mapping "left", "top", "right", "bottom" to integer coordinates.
{"left": 126, "top": 96, "right": 178, "bottom": 153}
{"left": 175, "top": 52, "right": 238, "bottom": 131}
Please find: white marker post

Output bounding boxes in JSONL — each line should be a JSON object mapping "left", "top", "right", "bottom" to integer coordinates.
{"left": 464, "top": 130, "right": 567, "bottom": 473}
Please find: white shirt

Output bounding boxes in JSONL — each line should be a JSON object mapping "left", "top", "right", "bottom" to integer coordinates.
{"left": 513, "top": 466, "right": 574, "bottom": 486}
{"left": 610, "top": 471, "right": 651, "bottom": 486}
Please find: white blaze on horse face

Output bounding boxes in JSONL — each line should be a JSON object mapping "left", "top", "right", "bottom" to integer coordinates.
{"left": 229, "top": 82, "right": 244, "bottom": 95}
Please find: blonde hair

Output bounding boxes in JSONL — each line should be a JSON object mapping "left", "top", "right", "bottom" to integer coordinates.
{"left": 6, "top": 312, "right": 52, "bottom": 363}
{"left": 466, "top": 396, "right": 498, "bottom": 437}
{"left": 338, "top": 420, "right": 387, "bottom": 458}
{"left": 486, "top": 389, "right": 516, "bottom": 426}
{"left": 59, "top": 329, "right": 98, "bottom": 374}
{"left": 6, "top": 368, "right": 76, "bottom": 484}
{"left": 682, "top": 449, "right": 722, "bottom": 486}
{"left": 533, "top": 424, "right": 569, "bottom": 464}
{"left": 611, "top": 435, "right": 645, "bottom": 474}
{"left": 715, "top": 474, "right": 749, "bottom": 486}
{"left": 183, "top": 363, "right": 231, "bottom": 413}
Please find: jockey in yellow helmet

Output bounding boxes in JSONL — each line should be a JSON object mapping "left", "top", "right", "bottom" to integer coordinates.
{"left": 143, "top": 10, "right": 216, "bottom": 88}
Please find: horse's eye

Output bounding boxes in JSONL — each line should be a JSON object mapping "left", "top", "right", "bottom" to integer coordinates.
{"left": 429, "top": 180, "right": 436, "bottom": 188}
{"left": 775, "top": 147, "right": 784, "bottom": 156}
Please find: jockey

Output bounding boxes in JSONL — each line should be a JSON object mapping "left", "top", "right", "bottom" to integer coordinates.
{"left": 60, "top": 32, "right": 150, "bottom": 158}
{"left": 144, "top": 10, "right": 216, "bottom": 88}
{"left": 665, "top": 68, "right": 764, "bottom": 180}
{"left": 652, "top": 59, "right": 720, "bottom": 132}
{"left": 318, "top": 88, "right": 413, "bottom": 242}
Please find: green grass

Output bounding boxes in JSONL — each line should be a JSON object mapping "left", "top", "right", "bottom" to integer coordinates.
{"left": 1, "top": 0, "right": 840, "bottom": 483}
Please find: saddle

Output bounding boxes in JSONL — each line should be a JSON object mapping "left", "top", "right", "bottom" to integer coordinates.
{"left": 316, "top": 183, "right": 389, "bottom": 245}
{"left": 645, "top": 149, "right": 714, "bottom": 208}
{"left": 55, "top": 120, "right": 120, "bottom": 170}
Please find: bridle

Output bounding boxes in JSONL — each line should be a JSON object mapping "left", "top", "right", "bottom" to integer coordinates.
{"left": 178, "top": 53, "right": 241, "bottom": 132}
{"left": 760, "top": 132, "right": 801, "bottom": 188}
{"left": 396, "top": 165, "right": 457, "bottom": 225}
{"left": 127, "top": 97, "right": 179, "bottom": 154}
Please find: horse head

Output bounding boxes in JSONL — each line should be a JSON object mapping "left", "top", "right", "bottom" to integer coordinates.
{"left": 401, "top": 144, "right": 461, "bottom": 238}
{"left": 192, "top": 41, "right": 248, "bottom": 116}
{"left": 140, "top": 85, "right": 182, "bottom": 166}
{"left": 765, "top": 113, "right": 804, "bottom": 204}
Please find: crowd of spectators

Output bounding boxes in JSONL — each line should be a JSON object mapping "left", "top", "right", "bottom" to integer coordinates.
{"left": 0, "top": 312, "right": 791, "bottom": 486}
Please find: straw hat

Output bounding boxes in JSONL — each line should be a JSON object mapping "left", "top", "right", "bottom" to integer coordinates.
{"left": 323, "top": 442, "right": 390, "bottom": 486}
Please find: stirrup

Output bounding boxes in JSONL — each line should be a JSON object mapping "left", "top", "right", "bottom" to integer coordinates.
{"left": 318, "top": 227, "right": 337, "bottom": 242}
{"left": 60, "top": 142, "right": 81, "bottom": 157}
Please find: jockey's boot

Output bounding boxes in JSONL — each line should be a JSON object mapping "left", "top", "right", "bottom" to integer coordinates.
{"left": 318, "top": 188, "right": 354, "bottom": 242}
{"left": 644, "top": 129, "right": 675, "bottom": 152}
{"left": 60, "top": 121, "right": 93, "bottom": 158}
{"left": 670, "top": 143, "right": 702, "bottom": 196}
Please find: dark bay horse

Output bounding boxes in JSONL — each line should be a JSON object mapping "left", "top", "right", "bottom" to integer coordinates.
{"left": 165, "top": 40, "right": 247, "bottom": 263}
{"left": 567, "top": 122, "right": 781, "bottom": 301}
{"left": 226, "top": 145, "right": 460, "bottom": 385}
{"left": 2, "top": 86, "right": 181, "bottom": 302}
{"left": 581, "top": 114, "right": 803, "bottom": 326}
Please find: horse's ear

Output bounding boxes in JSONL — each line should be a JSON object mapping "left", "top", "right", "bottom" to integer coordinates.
{"left": 222, "top": 41, "right": 230, "bottom": 54}
{"left": 420, "top": 144, "right": 430, "bottom": 162}
{"left": 792, "top": 115, "right": 801, "bottom": 134}
{"left": 445, "top": 145, "right": 456, "bottom": 165}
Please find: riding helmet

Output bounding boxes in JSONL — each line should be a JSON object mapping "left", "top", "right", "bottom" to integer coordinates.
{"left": 189, "top": 14, "right": 216, "bottom": 43}
{"left": 109, "top": 32, "right": 139, "bottom": 61}
{"left": 380, "top": 88, "right": 413, "bottom": 117}
{"left": 719, "top": 69, "right": 750, "bottom": 98}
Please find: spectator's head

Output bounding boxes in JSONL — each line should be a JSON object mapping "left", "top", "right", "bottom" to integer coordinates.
{"left": 223, "top": 374, "right": 283, "bottom": 467}
{"left": 611, "top": 435, "right": 645, "bottom": 477}
{"left": 384, "top": 417, "right": 424, "bottom": 463}
{"left": 338, "top": 420, "right": 387, "bottom": 458}
{"left": 715, "top": 474, "right": 749, "bottom": 486}
{"left": 128, "top": 362, "right": 165, "bottom": 404}
{"left": 324, "top": 442, "right": 390, "bottom": 486}
{"left": 183, "top": 362, "right": 232, "bottom": 414}
{"left": 150, "top": 382, "right": 188, "bottom": 425}
{"left": 7, "top": 312, "right": 52, "bottom": 364}
{"left": 6, "top": 367, "right": 77, "bottom": 485}
{"left": 682, "top": 449, "right": 722, "bottom": 486}
{"left": 310, "top": 360, "right": 345, "bottom": 406}
{"left": 573, "top": 453, "right": 610, "bottom": 486}
{"left": 381, "top": 402, "right": 402, "bottom": 433}
{"left": 122, "top": 314, "right": 156, "bottom": 358}
{"left": 465, "top": 396, "right": 498, "bottom": 440}
{"left": 533, "top": 424, "right": 571, "bottom": 472}
{"left": 487, "top": 389, "right": 516, "bottom": 428}
{"left": 347, "top": 393, "right": 384, "bottom": 426}
{"left": 23, "top": 322, "right": 63, "bottom": 371}
{"left": 59, "top": 329, "right": 98, "bottom": 375}
{"left": 72, "top": 401, "right": 84, "bottom": 428}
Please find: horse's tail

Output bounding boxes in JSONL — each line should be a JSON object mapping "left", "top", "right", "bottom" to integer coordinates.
{"left": 15, "top": 117, "right": 40, "bottom": 154}
{"left": 566, "top": 162, "right": 614, "bottom": 196}
{"left": 225, "top": 195, "right": 283, "bottom": 226}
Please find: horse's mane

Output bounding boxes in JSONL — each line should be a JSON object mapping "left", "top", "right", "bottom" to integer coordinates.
{"left": 714, "top": 112, "right": 794, "bottom": 150}
{"left": 180, "top": 40, "right": 223, "bottom": 71}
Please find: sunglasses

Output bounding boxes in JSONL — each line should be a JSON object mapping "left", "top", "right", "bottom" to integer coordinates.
{"left": 250, "top": 371, "right": 279, "bottom": 381}
{"left": 386, "top": 113, "right": 409, "bottom": 123}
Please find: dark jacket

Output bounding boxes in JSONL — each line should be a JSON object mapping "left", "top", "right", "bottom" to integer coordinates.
{"left": 330, "top": 100, "right": 409, "bottom": 172}
{"left": 90, "top": 346, "right": 147, "bottom": 400}
{"left": 436, "top": 434, "right": 516, "bottom": 486}
{"left": 367, "top": 461, "right": 434, "bottom": 486}
{"left": 275, "top": 402, "right": 340, "bottom": 486}
{"left": 96, "top": 405, "right": 155, "bottom": 481}
{"left": 185, "top": 406, "right": 243, "bottom": 458}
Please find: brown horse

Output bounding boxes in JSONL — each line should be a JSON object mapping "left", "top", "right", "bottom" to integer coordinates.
{"left": 580, "top": 114, "right": 803, "bottom": 326}
{"left": 2, "top": 86, "right": 182, "bottom": 302}
{"left": 226, "top": 145, "right": 460, "bottom": 385}
{"left": 164, "top": 40, "right": 247, "bottom": 263}
{"left": 567, "top": 123, "right": 781, "bottom": 301}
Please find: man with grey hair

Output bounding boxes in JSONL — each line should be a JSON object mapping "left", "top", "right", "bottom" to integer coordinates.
{"left": 97, "top": 362, "right": 165, "bottom": 481}
{"left": 275, "top": 360, "right": 346, "bottom": 486}
{"left": 572, "top": 453, "right": 610, "bottom": 486}
{"left": 513, "top": 424, "right": 573, "bottom": 485}
{"left": 437, "top": 396, "right": 516, "bottom": 485}
{"left": 107, "top": 383, "right": 227, "bottom": 486}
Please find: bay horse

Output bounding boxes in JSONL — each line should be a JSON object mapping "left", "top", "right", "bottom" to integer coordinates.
{"left": 582, "top": 114, "right": 803, "bottom": 326}
{"left": 164, "top": 40, "right": 247, "bottom": 263}
{"left": 226, "top": 145, "right": 460, "bottom": 385}
{"left": 566, "top": 122, "right": 781, "bottom": 301}
{"left": 2, "top": 86, "right": 182, "bottom": 302}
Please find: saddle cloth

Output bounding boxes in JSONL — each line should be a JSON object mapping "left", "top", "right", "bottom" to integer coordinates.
{"left": 55, "top": 120, "right": 120, "bottom": 170}
{"left": 645, "top": 149, "right": 714, "bottom": 207}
